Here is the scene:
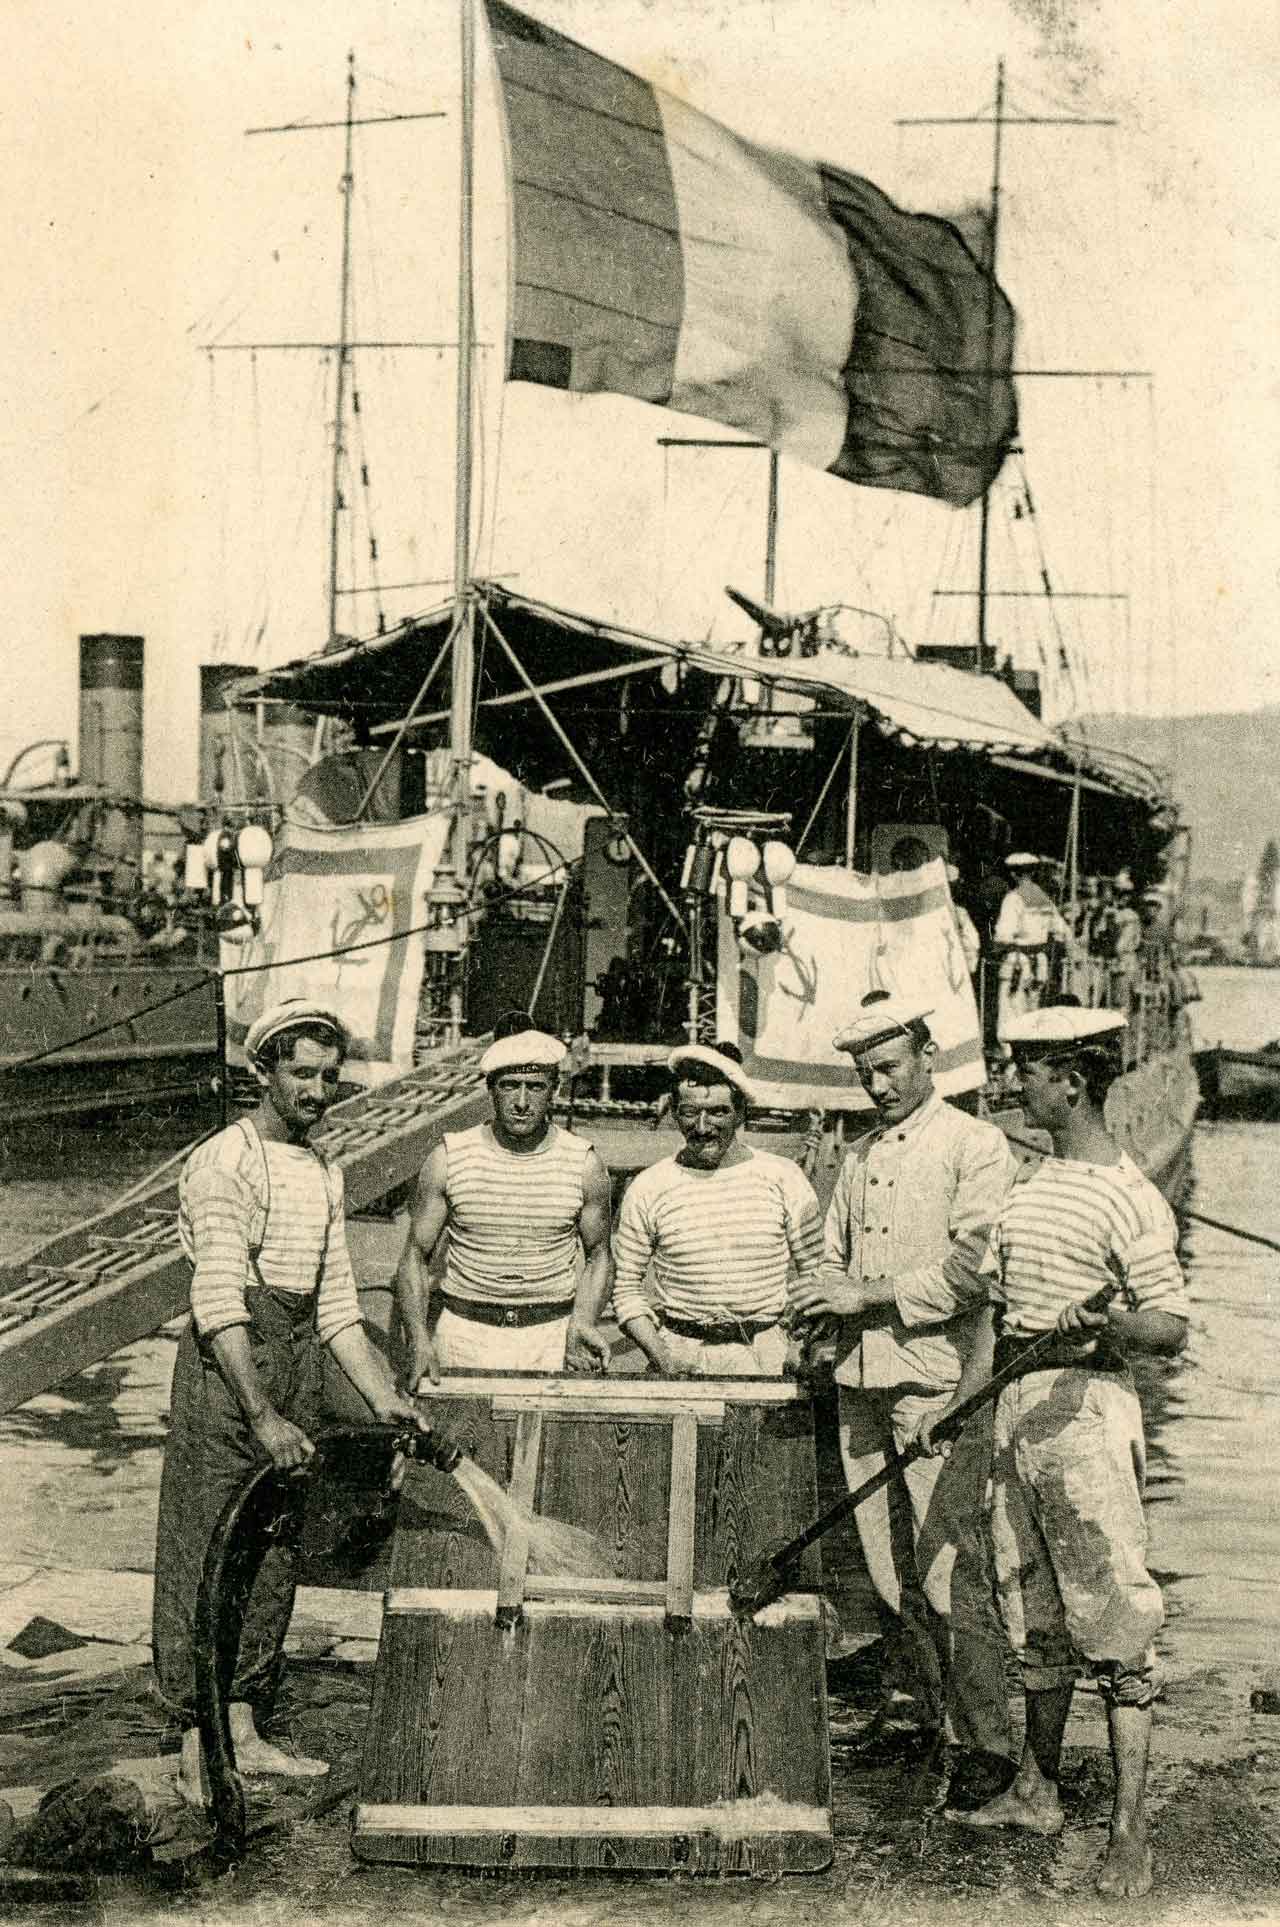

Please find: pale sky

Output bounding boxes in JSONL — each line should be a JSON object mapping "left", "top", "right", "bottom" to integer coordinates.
{"left": 4, "top": 0, "right": 1277, "bottom": 800}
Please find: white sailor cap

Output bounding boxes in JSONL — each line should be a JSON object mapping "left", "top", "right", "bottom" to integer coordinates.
{"left": 245, "top": 997, "right": 348, "bottom": 1064}
{"left": 667, "top": 1042, "right": 758, "bottom": 1106}
{"left": 1005, "top": 851, "right": 1042, "bottom": 870}
{"left": 480, "top": 1030, "right": 567, "bottom": 1077}
{"left": 1002, "top": 1006, "right": 1127, "bottom": 1054}
{"left": 833, "top": 994, "right": 935, "bottom": 1055}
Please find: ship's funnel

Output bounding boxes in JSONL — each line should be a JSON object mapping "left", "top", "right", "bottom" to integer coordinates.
{"left": 199, "top": 663, "right": 257, "bottom": 808}
{"left": 79, "top": 633, "right": 143, "bottom": 874}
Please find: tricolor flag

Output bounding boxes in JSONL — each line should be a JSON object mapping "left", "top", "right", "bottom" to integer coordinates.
{"left": 485, "top": 0, "right": 1017, "bottom": 508}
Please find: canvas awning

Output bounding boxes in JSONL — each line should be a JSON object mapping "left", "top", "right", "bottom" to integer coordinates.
{"left": 233, "top": 582, "right": 1164, "bottom": 800}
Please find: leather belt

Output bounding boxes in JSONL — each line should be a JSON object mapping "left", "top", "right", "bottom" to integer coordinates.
{"left": 994, "top": 1332, "right": 1127, "bottom": 1380}
{"left": 439, "top": 1291, "right": 575, "bottom": 1329}
{"left": 660, "top": 1312, "right": 778, "bottom": 1344}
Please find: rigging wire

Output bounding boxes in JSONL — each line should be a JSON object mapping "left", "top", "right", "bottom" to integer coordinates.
{"left": 1012, "top": 449, "right": 1082, "bottom": 716}
{"left": 208, "top": 350, "right": 229, "bottom": 661}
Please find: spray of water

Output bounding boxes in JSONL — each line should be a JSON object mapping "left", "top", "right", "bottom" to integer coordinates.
{"left": 451, "top": 1455, "right": 615, "bottom": 1579}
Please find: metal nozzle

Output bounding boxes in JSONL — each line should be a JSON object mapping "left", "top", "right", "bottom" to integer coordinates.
{"left": 396, "top": 1428, "right": 465, "bottom": 1475}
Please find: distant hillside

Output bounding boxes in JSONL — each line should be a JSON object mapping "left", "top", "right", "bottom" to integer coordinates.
{"left": 1074, "top": 708, "right": 1280, "bottom": 882}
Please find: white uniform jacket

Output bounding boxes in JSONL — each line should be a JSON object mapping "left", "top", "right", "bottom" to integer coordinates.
{"left": 822, "top": 1090, "right": 1017, "bottom": 1393}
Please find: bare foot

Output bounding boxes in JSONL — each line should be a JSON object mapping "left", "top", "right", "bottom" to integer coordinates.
{"left": 227, "top": 1701, "right": 329, "bottom": 1778}
{"left": 234, "top": 1735, "right": 329, "bottom": 1778}
{"left": 1096, "top": 1819, "right": 1153, "bottom": 1898}
{"left": 948, "top": 1782, "right": 1065, "bottom": 1834}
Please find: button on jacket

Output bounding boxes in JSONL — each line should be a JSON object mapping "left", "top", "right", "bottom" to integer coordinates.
{"left": 822, "top": 1090, "right": 1017, "bottom": 1391}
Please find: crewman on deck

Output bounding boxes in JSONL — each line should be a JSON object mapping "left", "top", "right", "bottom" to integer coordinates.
{"left": 789, "top": 992, "right": 1018, "bottom": 1811}
{"left": 395, "top": 1011, "right": 613, "bottom": 1383}
{"left": 611, "top": 1042, "right": 823, "bottom": 1377}
{"left": 994, "top": 853, "right": 1070, "bottom": 1031}
{"left": 926, "top": 1006, "right": 1188, "bottom": 1899}
{"left": 1109, "top": 871, "right": 1144, "bottom": 1012}
{"left": 946, "top": 860, "right": 982, "bottom": 978}
{"left": 152, "top": 998, "right": 426, "bottom": 1807}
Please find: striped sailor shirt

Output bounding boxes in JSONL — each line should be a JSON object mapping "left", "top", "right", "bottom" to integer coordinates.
{"left": 441, "top": 1122, "right": 593, "bottom": 1306}
{"left": 992, "top": 1151, "right": 1190, "bottom": 1334}
{"left": 611, "top": 1149, "right": 823, "bottom": 1329}
{"left": 179, "top": 1120, "right": 362, "bottom": 1346}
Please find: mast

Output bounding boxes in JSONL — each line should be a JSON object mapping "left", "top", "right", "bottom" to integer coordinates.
{"left": 975, "top": 58, "right": 1005, "bottom": 679}
{"left": 327, "top": 52, "right": 357, "bottom": 651}
{"left": 419, "top": 0, "right": 478, "bottom": 1048}
{"left": 450, "top": 0, "right": 477, "bottom": 832}
{"left": 764, "top": 450, "right": 780, "bottom": 605}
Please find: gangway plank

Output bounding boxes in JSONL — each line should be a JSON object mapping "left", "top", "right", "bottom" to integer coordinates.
{"left": 0, "top": 1042, "right": 490, "bottom": 1417}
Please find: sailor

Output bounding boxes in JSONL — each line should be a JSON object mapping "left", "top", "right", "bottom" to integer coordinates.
{"left": 396, "top": 1011, "right": 613, "bottom": 1382}
{"left": 993, "top": 853, "right": 1069, "bottom": 1031}
{"left": 930, "top": 1006, "right": 1188, "bottom": 1898}
{"left": 611, "top": 1041, "right": 823, "bottom": 1377}
{"left": 1109, "top": 871, "right": 1144, "bottom": 1012}
{"left": 152, "top": 998, "right": 426, "bottom": 1806}
{"left": 946, "top": 860, "right": 982, "bottom": 977}
{"left": 790, "top": 991, "right": 1017, "bottom": 1807}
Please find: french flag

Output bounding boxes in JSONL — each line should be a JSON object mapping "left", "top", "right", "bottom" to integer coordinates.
{"left": 485, "top": 0, "right": 1018, "bottom": 508}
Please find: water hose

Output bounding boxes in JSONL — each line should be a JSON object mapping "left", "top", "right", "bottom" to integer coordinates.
{"left": 193, "top": 1421, "right": 462, "bottom": 1863}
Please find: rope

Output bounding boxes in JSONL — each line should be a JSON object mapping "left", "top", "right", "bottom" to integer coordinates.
{"left": 1003, "top": 1128, "right": 1280, "bottom": 1256}
{"left": 1182, "top": 1209, "right": 1280, "bottom": 1258}
{"left": 0, "top": 856, "right": 577, "bottom": 1076}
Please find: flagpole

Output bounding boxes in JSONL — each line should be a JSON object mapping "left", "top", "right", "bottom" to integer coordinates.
{"left": 328, "top": 53, "right": 356, "bottom": 654}
{"left": 976, "top": 57, "right": 1005, "bottom": 678}
{"left": 764, "top": 450, "right": 780, "bottom": 605}
{"left": 424, "top": 0, "right": 477, "bottom": 1047}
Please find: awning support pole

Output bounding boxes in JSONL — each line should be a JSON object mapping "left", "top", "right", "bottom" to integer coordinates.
{"left": 844, "top": 710, "right": 863, "bottom": 868}
{"left": 796, "top": 721, "right": 856, "bottom": 859}
{"left": 353, "top": 614, "right": 460, "bottom": 820}
{"left": 478, "top": 605, "right": 688, "bottom": 936}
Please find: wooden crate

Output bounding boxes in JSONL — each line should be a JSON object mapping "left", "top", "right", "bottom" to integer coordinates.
{"left": 353, "top": 1374, "right": 832, "bottom": 1874}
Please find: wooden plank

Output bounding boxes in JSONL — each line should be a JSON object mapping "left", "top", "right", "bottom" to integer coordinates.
{"left": 383, "top": 1588, "right": 822, "bottom": 1625}
{"left": 695, "top": 1402, "right": 822, "bottom": 1593}
{"left": 665, "top": 1413, "right": 698, "bottom": 1625}
{"left": 433, "top": 1372, "right": 806, "bottom": 1406}
{"left": 677, "top": 1604, "right": 831, "bottom": 1822}
{"left": 514, "top": 1610, "right": 666, "bottom": 1810}
{"left": 492, "top": 1393, "right": 724, "bottom": 1424}
{"left": 357, "top": 1612, "right": 830, "bottom": 1870}
{"left": 536, "top": 1412, "right": 672, "bottom": 1583}
{"left": 494, "top": 1410, "right": 543, "bottom": 1625}
{"left": 361, "top": 1610, "right": 529, "bottom": 1809}
{"left": 354, "top": 1800, "right": 831, "bottom": 1836}
{"left": 525, "top": 1575, "right": 666, "bottom": 1604}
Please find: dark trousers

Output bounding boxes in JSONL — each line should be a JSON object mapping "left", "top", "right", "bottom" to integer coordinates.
{"left": 152, "top": 1287, "right": 323, "bottom": 1725}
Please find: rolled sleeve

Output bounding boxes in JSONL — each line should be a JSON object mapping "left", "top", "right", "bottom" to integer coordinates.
{"left": 1118, "top": 1228, "right": 1190, "bottom": 1320}
{"left": 316, "top": 1170, "right": 363, "bottom": 1346}
{"left": 610, "top": 1186, "right": 656, "bottom": 1327}
{"left": 182, "top": 1166, "right": 254, "bottom": 1338}
{"left": 782, "top": 1168, "right": 824, "bottom": 1284}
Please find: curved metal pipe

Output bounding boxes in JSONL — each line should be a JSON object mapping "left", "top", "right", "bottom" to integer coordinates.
{"left": 193, "top": 1422, "right": 462, "bottom": 1862}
